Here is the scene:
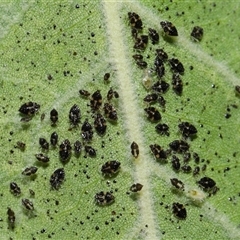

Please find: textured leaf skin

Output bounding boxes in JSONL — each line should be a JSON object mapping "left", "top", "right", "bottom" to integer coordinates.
{"left": 1, "top": 1, "right": 240, "bottom": 239}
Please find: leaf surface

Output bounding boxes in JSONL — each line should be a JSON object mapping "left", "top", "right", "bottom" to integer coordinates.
{"left": 1, "top": 1, "right": 240, "bottom": 239}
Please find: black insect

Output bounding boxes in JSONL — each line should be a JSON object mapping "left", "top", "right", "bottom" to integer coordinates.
{"left": 22, "top": 166, "right": 38, "bottom": 176}
{"left": 81, "top": 119, "right": 92, "bottom": 132}
{"left": 191, "top": 26, "right": 203, "bottom": 41}
{"left": 69, "top": 104, "right": 81, "bottom": 126}
{"left": 172, "top": 202, "right": 187, "bottom": 219}
{"left": 59, "top": 139, "right": 72, "bottom": 163}
{"left": 170, "top": 178, "right": 184, "bottom": 190}
{"left": 193, "top": 152, "right": 200, "bottom": 164}
{"left": 131, "top": 28, "right": 138, "bottom": 39}
{"left": 131, "top": 141, "right": 139, "bottom": 158}
{"left": 50, "top": 131, "right": 58, "bottom": 146}
{"left": 130, "top": 183, "right": 143, "bottom": 192}
{"left": 10, "top": 182, "right": 21, "bottom": 196}
{"left": 35, "top": 153, "right": 49, "bottom": 163}
{"left": 103, "top": 103, "right": 118, "bottom": 121}
{"left": 156, "top": 49, "right": 168, "bottom": 61}
{"left": 104, "top": 73, "right": 110, "bottom": 81}
{"left": 171, "top": 155, "right": 181, "bottom": 171}
{"left": 90, "top": 90, "right": 102, "bottom": 111}
{"left": 183, "top": 152, "right": 191, "bottom": 163}
{"left": 193, "top": 166, "right": 200, "bottom": 176}
{"left": 144, "top": 107, "right": 161, "bottom": 122}
{"left": 95, "top": 191, "right": 115, "bottom": 205}
{"left": 136, "top": 60, "right": 148, "bottom": 68}
{"left": 81, "top": 119, "right": 93, "bottom": 142}
{"left": 94, "top": 113, "right": 107, "bottom": 135}
{"left": 149, "top": 144, "right": 167, "bottom": 160}
{"left": 169, "top": 140, "right": 189, "bottom": 153}
{"left": 172, "top": 73, "right": 183, "bottom": 95}
{"left": 7, "top": 207, "right": 15, "bottom": 227}
{"left": 148, "top": 28, "right": 159, "bottom": 44}
{"left": 16, "top": 141, "right": 26, "bottom": 150}
{"left": 85, "top": 145, "right": 96, "bottom": 157}
{"left": 74, "top": 140, "right": 82, "bottom": 155}
{"left": 235, "top": 85, "right": 240, "bottom": 94}
{"left": 160, "top": 21, "right": 178, "bottom": 36}
{"left": 107, "top": 87, "right": 119, "bottom": 101}
{"left": 132, "top": 54, "right": 143, "bottom": 60}
{"left": 152, "top": 80, "right": 169, "bottom": 93}
{"left": 22, "top": 198, "right": 34, "bottom": 210}
{"left": 197, "top": 177, "right": 216, "bottom": 191}
{"left": 101, "top": 160, "right": 121, "bottom": 175}
{"left": 169, "top": 58, "right": 185, "bottom": 75}
{"left": 154, "top": 58, "right": 165, "bottom": 78}
{"left": 143, "top": 93, "right": 158, "bottom": 103}
{"left": 29, "top": 189, "right": 35, "bottom": 197}
{"left": 50, "top": 108, "right": 58, "bottom": 125}
{"left": 107, "top": 88, "right": 115, "bottom": 101}
{"left": 39, "top": 138, "right": 49, "bottom": 150}
{"left": 181, "top": 165, "right": 192, "bottom": 173}
{"left": 134, "top": 35, "right": 148, "bottom": 50}
{"left": 179, "top": 122, "right": 197, "bottom": 138}
{"left": 128, "top": 12, "right": 142, "bottom": 29}
{"left": 50, "top": 168, "right": 65, "bottom": 190}
{"left": 19, "top": 102, "right": 40, "bottom": 115}
{"left": 79, "top": 89, "right": 90, "bottom": 97}
{"left": 158, "top": 96, "right": 166, "bottom": 107}
{"left": 155, "top": 123, "right": 169, "bottom": 136}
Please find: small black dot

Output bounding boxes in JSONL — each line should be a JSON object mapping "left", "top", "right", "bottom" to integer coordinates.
{"left": 225, "top": 113, "right": 231, "bottom": 119}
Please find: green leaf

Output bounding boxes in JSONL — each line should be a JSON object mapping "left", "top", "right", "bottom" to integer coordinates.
{"left": 1, "top": 1, "right": 240, "bottom": 239}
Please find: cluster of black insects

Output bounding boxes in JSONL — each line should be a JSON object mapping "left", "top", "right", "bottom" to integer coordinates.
{"left": 6, "top": 11, "right": 207, "bottom": 229}
{"left": 7, "top": 74, "right": 145, "bottom": 228}
{"left": 128, "top": 12, "right": 217, "bottom": 220}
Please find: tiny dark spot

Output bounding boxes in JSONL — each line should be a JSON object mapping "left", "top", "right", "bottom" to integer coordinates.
{"left": 224, "top": 167, "right": 230, "bottom": 172}
{"left": 225, "top": 113, "right": 231, "bottom": 119}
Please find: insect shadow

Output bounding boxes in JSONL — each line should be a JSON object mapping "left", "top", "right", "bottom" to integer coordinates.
{"left": 161, "top": 34, "right": 177, "bottom": 43}
{"left": 101, "top": 171, "right": 120, "bottom": 180}
{"left": 129, "top": 192, "right": 141, "bottom": 201}
{"left": 35, "top": 160, "right": 49, "bottom": 169}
